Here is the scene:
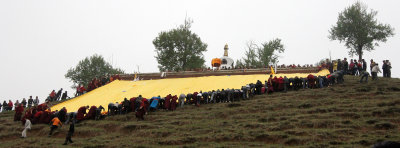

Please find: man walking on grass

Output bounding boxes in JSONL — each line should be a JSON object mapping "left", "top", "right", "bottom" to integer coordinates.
{"left": 63, "top": 120, "right": 75, "bottom": 145}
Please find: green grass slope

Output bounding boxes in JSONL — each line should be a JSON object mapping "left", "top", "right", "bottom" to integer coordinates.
{"left": 1, "top": 76, "right": 400, "bottom": 148}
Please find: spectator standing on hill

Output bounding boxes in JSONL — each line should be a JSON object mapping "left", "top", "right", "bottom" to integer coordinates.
{"left": 2, "top": 101, "right": 7, "bottom": 112}
{"left": 386, "top": 60, "right": 392, "bottom": 78}
{"left": 327, "top": 59, "right": 333, "bottom": 73}
{"left": 15, "top": 100, "right": 20, "bottom": 109}
{"left": 349, "top": 60, "right": 355, "bottom": 75}
{"left": 21, "top": 119, "right": 31, "bottom": 138}
{"left": 343, "top": 58, "right": 348, "bottom": 74}
{"left": 34, "top": 96, "right": 39, "bottom": 106}
{"left": 28, "top": 96, "right": 33, "bottom": 108}
{"left": 362, "top": 59, "right": 367, "bottom": 72}
{"left": 354, "top": 59, "right": 360, "bottom": 76}
{"left": 55, "top": 88, "right": 63, "bottom": 101}
{"left": 21, "top": 98, "right": 27, "bottom": 108}
{"left": 382, "top": 60, "right": 388, "bottom": 77}
{"left": 372, "top": 63, "right": 381, "bottom": 80}
{"left": 337, "top": 59, "right": 342, "bottom": 71}
{"left": 49, "top": 90, "right": 56, "bottom": 101}
{"left": 8, "top": 100, "right": 13, "bottom": 111}
{"left": 61, "top": 91, "right": 68, "bottom": 100}
{"left": 63, "top": 120, "right": 75, "bottom": 145}
{"left": 333, "top": 60, "right": 338, "bottom": 72}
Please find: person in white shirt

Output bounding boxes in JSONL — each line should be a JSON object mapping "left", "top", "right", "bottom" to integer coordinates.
{"left": 21, "top": 119, "right": 31, "bottom": 138}
{"left": 371, "top": 64, "right": 382, "bottom": 80}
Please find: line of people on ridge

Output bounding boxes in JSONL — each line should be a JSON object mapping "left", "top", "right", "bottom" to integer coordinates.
{"left": 47, "top": 88, "right": 69, "bottom": 102}
{"left": 75, "top": 74, "right": 121, "bottom": 97}
{"left": 318, "top": 58, "right": 392, "bottom": 78}
{"left": 1, "top": 96, "right": 40, "bottom": 112}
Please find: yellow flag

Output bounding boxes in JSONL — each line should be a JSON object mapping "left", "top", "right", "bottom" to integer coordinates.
{"left": 270, "top": 66, "right": 275, "bottom": 75}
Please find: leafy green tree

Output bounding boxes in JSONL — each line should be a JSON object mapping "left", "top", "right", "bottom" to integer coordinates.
{"left": 329, "top": 2, "right": 395, "bottom": 61}
{"left": 153, "top": 18, "right": 207, "bottom": 72}
{"left": 242, "top": 39, "right": 285, "bottom": 68}
{"left": 65, "top": 54, "right": 124, "bottom": 88}
{"left": 257, "top": 38, "right": 285, "bottom": 67}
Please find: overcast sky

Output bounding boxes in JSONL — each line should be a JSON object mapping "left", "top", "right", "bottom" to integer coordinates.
{"left": 0, "top": 0, "right": 399, "bottom": 104}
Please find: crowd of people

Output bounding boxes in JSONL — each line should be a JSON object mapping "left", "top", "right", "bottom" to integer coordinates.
{"left": 1, "top": 96, "right": 40, "bottom": 112}
{"left": 75, "top": 74, "right": 121, "bottom": 97}
{"left": 81, "top": 69, "right": 346, "bottom": 122}
{"left": 47, "top": 88, "right": 69, "bottom": 102}
{"left": 318, "top": 58, "right": 392, "bottom": 80}
{"left": 0, "top": 58, "right": 394, "bottom": 145}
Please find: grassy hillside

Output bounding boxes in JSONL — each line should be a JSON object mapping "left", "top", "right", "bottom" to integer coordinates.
{"left": 1, "top": 76, "right": 400, "bottom": 148}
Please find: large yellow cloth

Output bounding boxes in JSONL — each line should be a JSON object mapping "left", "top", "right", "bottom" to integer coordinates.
{"left": 51, "top": 69, "right": 329, "bottom": 112}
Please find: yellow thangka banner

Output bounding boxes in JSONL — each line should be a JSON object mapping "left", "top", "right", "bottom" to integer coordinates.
{"left": 51, "top": 69, "right": 329, "bottom": 112}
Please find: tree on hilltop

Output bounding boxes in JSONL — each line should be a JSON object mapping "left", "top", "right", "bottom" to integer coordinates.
{"left": 153, "top": 18, "right": 207, "bottom": 72}
{"left": 329, "top": 2, "right": 395, "bottom": 61}
{"left": 65, "top": 54, "right": 124, "bottom": 88}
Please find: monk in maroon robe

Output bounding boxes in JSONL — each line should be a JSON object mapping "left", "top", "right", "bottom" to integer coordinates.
{"left": 39, "top": 110, "right": 49, "bottom": 124}
{"left": 170, "top": 95, "right": 178, "bottom": 111}
{"left": 32, "top": 111, "right": 43, "bottom": 124}
{"left": 272, "top": 77, "right": 279, "bottom": 92}
{"left": 143, "top": 98, "right": 149, "bottom": 112}
{"left": 14, "top": 104, "right": 24, "bottom": 121}
{"left": 136, "top": 99, "right": 146, "bottom": 120}
{"left": 84, "top": 106, "right": 97, "bottom": 120}
{"left": 37, "top": 103, "right": 48, "bottom": 112}
{"left": 307, "top": 74, "right": 316, "bottom": 89}
{"left": 44, "top": 111, "right": 54, "bottom": 124}
{"left": 278, "top": 76, "right": 284, "bottom": 91}
{"left": 164, "top": 94, "right": 171, "bottom": 110}
{"left": 129, "top": 97, "right": 136, "bottom": 112}
{"left": 76, "top": 106, "right": 88, "bottom": 122}
{"left": 192, "top": 92, "right": 198, "bottom": 105}
{"left": 21, "top": 108, "right": 34, "bottom": 125}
